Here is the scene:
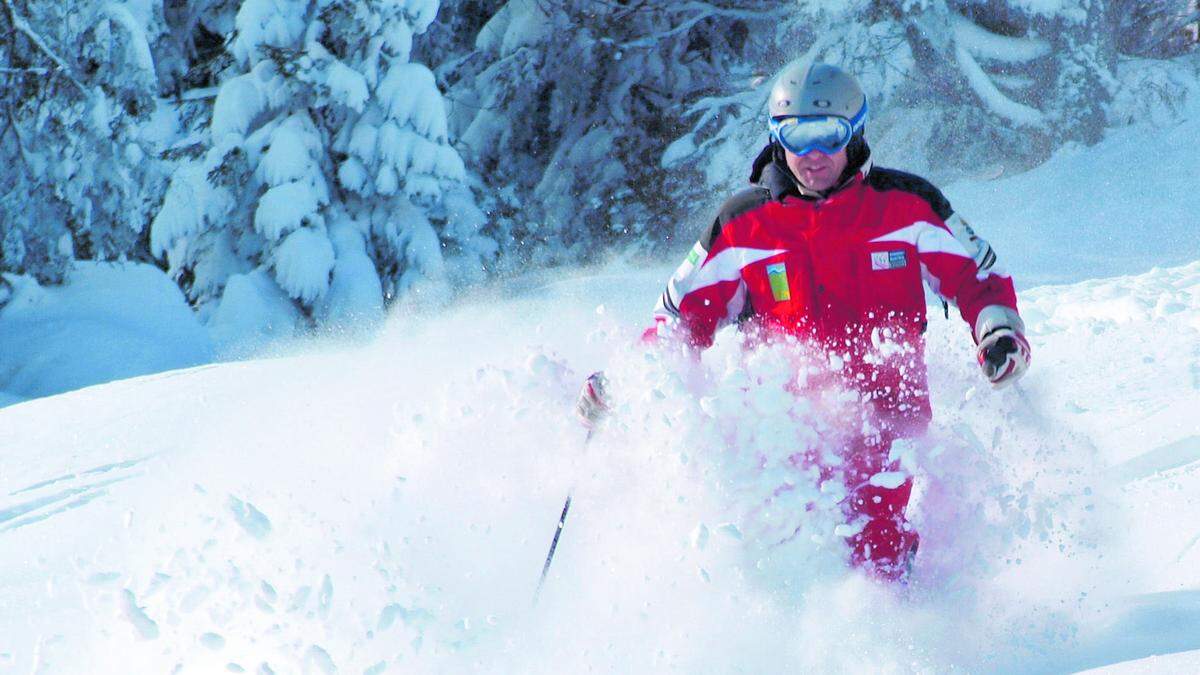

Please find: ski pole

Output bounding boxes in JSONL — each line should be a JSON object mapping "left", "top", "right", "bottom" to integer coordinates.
{"left": 534, "top": 494, "right": 573, "bottom": 602}
{"left": 534, "top": 429, "right": 592, "bottom": 603}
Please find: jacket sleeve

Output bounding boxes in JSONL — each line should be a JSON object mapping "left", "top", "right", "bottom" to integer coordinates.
{"left": 865, "top": 168, "right": 1021, "bottom": 339}
{"left": 651, "top": 239, "right": 709, "bottom": 335}
{"left": 649, "top": 189, "right": 768, "bottom": 347}
{"left": 650, "top": 228, "right": 750, "bottom": 349}
{"left": 943, "top": 212, "right": 998, "bottom": 272}
{"left": 913, "top": 214, "right": 1020, "bottom": 340}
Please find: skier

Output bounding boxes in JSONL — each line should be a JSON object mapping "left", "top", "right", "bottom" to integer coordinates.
{"left": 577, "top": 62, "right": 1031, "bottom": 581}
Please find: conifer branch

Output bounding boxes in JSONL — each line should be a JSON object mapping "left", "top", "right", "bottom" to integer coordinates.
{"left": 1, "top": 0, "right": 89, "bottom": 97}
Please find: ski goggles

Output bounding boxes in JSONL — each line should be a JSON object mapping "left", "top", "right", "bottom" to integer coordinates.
{"left": 768, "top": 103, "right": 868, "bottom": 156}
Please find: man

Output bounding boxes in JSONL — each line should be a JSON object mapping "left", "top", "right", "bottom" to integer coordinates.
{"left": 578, "top": 62, "right": 1030, "bottom": 581}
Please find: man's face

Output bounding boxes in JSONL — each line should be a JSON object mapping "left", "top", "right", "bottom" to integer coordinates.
{"left": 784, "top": 147, "right": 849, "bottom": 192}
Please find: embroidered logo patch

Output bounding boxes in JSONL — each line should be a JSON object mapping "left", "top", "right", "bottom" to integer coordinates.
{"left": 766, "top": 262, "right": 791, "bottom": 301}
{"left": 871, "top": 250, "right": 908, "bottom": 271}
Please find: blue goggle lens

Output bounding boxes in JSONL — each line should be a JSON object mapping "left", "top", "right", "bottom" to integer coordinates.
{"left": 769, "top": 115, "right": 855, "bottom": 156}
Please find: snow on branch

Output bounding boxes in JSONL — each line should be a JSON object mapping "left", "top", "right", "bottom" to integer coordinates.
{"left": 101, "top": 3, "right": 156, "bottom": 78}
{"left": 176, "top": 87, "right": 220, "bottom": 101}
{"left": 273, "top": 226, "right": 335, "bottom": 305}
{"left": 1179, "top": 7, "right": 1199, "bottom": 43}
{"left": 617, "top": 2, "right": 790, "bottom": 49}
{"left": 150, "top": 163, "right": 208, "bottom": 259}
{"left": 665, "top": 1, "right": 790, "bottom": 22}
{"left": 950, "top": 13, "right": 1051, "bottom": 64}
{"left": 685, "top": 90, "right": 758, "bottom": 130}
{"left": 954, "top": 41, "right": 1045, "bottom": 127}
{"left": 0, "top": 66, "right": 49, "bottom": 75}
{"left": 1, "top": 0, "right": 88, "bottom": 96}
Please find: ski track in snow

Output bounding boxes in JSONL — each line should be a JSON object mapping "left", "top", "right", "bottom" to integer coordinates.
{"left": 1109, "top": 436, "right": 1200, "bottom": 484}
{"left": 0, "top": 459, "right": 149, "bottom": 532}
{"left": 9, "top": 458, "right": 149, "bottom": 496}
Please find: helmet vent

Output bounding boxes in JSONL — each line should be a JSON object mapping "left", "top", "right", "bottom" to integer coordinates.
{"left": 814, "top": 99, "right": 831, "bottom": 108}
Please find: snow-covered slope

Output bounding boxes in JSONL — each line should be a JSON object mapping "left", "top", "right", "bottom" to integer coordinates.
{"left": 0, "top": 263, "right": 213, "bottom": 404}
{"left": 1, "top": 257, "right": 1198, "bottom": 673}
{"left": 2, "top": 77, "right": 1199, "bottom": 674}
{"left": 946, "top": 112, "right": 1200, "bottom": 288}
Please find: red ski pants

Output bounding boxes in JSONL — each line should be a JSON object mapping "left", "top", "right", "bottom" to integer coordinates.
{"left": 841, "top": 431, "right": 918, "bottom": 580}
{"left": 801, "top": 428, "right": 918, "bottom": 581}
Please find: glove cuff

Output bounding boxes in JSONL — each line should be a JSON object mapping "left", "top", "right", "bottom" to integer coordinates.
{"left": 974, "top": 305, "right": 1025, "bottom": 344}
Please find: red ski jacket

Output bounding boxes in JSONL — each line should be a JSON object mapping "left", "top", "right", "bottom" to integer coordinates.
{"left": 653, "top": 143, "right": 1020, "bottom": 429}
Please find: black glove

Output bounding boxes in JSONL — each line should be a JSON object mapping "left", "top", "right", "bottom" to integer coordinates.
{"left": 976, "top": 327, "right": 1030, "bottom": 388}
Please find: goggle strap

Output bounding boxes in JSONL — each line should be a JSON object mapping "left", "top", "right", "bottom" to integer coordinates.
{"left": 847, "top": 99, "right": 868, "bottom": 134}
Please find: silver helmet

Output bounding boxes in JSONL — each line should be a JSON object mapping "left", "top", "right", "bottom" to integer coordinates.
{"left": 769, "top": 62, "right": 867, "bottom": 123}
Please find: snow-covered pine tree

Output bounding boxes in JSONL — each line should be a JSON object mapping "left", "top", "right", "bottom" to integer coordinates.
{"left": 0, "top": 0, "right": 171, "bottom": 283}
{"left": 151, "top": 0, "right": 336, "bottom": 326}
{"left": 430, "top": 0, "right": 784, "bottom": 261}
{"left": 666, "top": 0, "right": 1196, "bottom": 195}
{"left": 157, "top": 0, "right": 241, "bottom": 95}
{"left": 321, "top": 0, "right": 491, "bottom": 308}
{"left": 151, "top": 0, "right": 490, "bottom": 331}
{"left": 1113, "top": 0, "right": 1200, "bottom": 57}
{"left": 1, "top": 0, "right": 1195, "bottom": 332}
